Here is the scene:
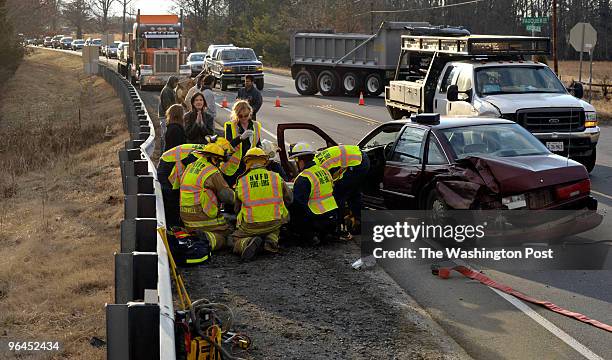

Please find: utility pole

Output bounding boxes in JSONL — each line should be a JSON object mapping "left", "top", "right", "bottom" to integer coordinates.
{"left": 552, "top": 0, "right": 559, "bottom": 74}
{"left": 370, "top": 1, "right": 374, "bottom": 34}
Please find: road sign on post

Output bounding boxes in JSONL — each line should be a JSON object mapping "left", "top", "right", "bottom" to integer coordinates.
{"left": 522, "top": 17, "right": 549, "bottom": 25}
{"left": 526, "top": 25, "right": 542, "bottom": 32}
{"left": 569, "top": 23, "right": 597, "bottom": 84}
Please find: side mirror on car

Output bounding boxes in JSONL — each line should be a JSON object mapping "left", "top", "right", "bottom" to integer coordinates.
{"left": 570, "top": 81, "right": 584, "bottom": 99}
{"left": 258, "top": 55, "right": 263, "bottom": 61}
{"left": 447, "top": 85, "right": 459, "bottom": 102}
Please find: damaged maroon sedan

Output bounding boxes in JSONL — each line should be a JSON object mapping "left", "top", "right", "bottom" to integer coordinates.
{"left": 278, "top": 114, "right": 598, "bottom": 212}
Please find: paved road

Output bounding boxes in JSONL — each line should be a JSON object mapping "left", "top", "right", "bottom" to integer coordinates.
{"left": 98, "top": 54, "right": 611, "bottom": 359}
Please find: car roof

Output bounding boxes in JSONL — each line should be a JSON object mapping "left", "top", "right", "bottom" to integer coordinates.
{"left": 190, "top": 52, "right": 206, "bottom": 55}
{"left": 389, "top": 117, "right": 514, "bottom": 130}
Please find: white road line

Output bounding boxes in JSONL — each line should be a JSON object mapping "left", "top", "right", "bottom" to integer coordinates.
{"left": 592, "top": 190, "right": 612, "bottom": 201}
{"left": 490, "top": 288, "right": 605, "bottom": 360}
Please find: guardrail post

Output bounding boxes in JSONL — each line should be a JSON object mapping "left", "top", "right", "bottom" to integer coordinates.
{"left": 114, "top": 252, "right": 158, "bottom": 303}
{"left": 126, "top": 175, "right": 154, "bottom": 195}
{"left": 106, "top": 303, "right": 160, "bottom": 360}
{"left": 120, "top": 218, "right": 157, "bottom": 253}
{"left": 124, "top": 194, "right": 157, "bottom": 219}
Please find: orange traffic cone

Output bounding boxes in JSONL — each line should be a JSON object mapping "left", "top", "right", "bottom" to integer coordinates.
{"left": 221, "top": 97, "right": 228, "bottom": 108}
{"left": 275, "top": 96, "right": 281, "bottom": 108}
{"left": 358, "top": 92, "right": 365, "bottom": 106}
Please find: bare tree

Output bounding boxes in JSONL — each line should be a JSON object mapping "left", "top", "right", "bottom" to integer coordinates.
{"left": 120, "top": 0, "right": 133, "bottom": 41}
{"left": 89, "top": 0, "right": 115, "bottom": 32}
{"left": 63, "top": 0, "right": 91, "bottom": 38}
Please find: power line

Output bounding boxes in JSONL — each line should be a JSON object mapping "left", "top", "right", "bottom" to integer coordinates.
{"left": 354, "top": 0, "right": 486, "bottom": 17}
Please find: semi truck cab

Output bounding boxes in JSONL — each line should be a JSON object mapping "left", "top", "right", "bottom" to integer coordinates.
{"left": 385, "top": 33, "right": 600, "bottom": 172}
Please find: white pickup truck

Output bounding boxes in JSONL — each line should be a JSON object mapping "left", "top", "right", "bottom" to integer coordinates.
{"left": 385, "top": 31, "right": 599, "bottom": 172}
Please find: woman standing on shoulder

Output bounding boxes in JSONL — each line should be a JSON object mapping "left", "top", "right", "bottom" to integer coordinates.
{"left": 222, "top": 100, "right": 262, "bottom": 186}
{"left": 184, "top": 93, "right": 214, "bottom": 144}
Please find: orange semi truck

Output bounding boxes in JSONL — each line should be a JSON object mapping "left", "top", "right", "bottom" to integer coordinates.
{"left": 118, "top": 10, "right": 190, "bottom": 89}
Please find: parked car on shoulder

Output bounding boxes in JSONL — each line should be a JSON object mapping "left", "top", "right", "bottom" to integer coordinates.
{"left": 278, "top": 115, "right": 597, "bottom": 213}
{"left": 51, "top": 35, "right": 64, "bottom": 48}
{"left": 60, "top": 36, "right": 73, "bottom": 49}
{"left": 72, "top": 39, "right": 85, "bottom": 51}
{"left": 187, "top": 52, "right": 206, "bottom": 77}
{"left": 90, "top": 38, "right": 103, "bottom": 54}
{"left": 43, "top": 36, "right": 53, "bottom": 47}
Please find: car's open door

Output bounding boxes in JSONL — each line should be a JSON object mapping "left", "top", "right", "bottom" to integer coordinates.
{"left": 277, "top": 123, "right": 338, "bottom": 180}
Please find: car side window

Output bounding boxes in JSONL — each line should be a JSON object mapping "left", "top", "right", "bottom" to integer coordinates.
{"left": 439, "top": 66, "right": 458, "bottom": 93}
{"left": 427, "top": 136, "right": 447, "bottom": 165}
{"left": 455, "top": 67, "right": 473, "bottom": 100}
{"left": 391, "top": 127, "right": 426, "bottom": 164}
{"left": 361, "top": 124, "right": 404, "bottom": 149}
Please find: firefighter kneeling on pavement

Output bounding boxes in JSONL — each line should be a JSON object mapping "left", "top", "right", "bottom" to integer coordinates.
{"left": 180, "top": 142, "right": 235, "bottom": 251}
{"left": 288, "top": 142, "right": 339, "bottom": 245}
{"left": 231, "top": 148, "right": 293, "bottom": 261}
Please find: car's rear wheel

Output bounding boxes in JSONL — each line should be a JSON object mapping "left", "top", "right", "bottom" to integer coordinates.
{"left": 317, "top": 70, "right": 340, "bottom": 96}
{"left": 364, "top": 72, "right": 384, "bottom": 96}
{"left": 341, "top": 72, "right": 361, "bottom": 96}
{"left": 295, "top": 70, "right": 317, "bottom": 95}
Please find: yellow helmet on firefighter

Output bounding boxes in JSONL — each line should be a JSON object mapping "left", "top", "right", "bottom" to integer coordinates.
{"left": 243, "top": 147, "right": 269, "bottom": 170}
{"left": 194, "top": 142, "right": 226, "bottom": 159}
{"left": 288, "top": 142, "right": 315, "bottom": 159}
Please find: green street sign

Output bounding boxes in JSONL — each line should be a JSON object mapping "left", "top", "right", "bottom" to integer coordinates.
{"left": 526, "top": 24, "right": 542, "bottom": 32}
{"left": 522, "top": 17, "right": 549, "bottom": 25}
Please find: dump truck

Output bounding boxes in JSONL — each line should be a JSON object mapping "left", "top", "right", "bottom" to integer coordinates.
{"left": 290, "top": 21, "right": 429, "bottom": 97}
{"left": 384, "top": 28, "right": 599, "bottom": 172}
{"left": 118, "top": 10, "right": 191, "bottom": 90}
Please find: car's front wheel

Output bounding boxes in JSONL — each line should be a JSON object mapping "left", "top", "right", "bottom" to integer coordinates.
{"left": 578, "top": 149, "right": 596, "bottom": 173}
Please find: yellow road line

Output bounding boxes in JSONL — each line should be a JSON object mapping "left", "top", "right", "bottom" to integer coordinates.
{"left": 592, "top": 190, "right": 612, "bottom": 201}
{"left": 315, "top": 105, "right": 383, "bottom": 125}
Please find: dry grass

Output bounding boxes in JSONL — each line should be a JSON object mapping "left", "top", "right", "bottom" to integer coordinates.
{"left": 558, "top": 60, "right": 612, "bottom": 122}
{"left": 0, "top": 48, "right": 127, "bottom": 359}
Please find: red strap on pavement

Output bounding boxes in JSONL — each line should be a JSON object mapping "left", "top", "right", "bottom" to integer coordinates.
{"left": 435, "top": 265, "right": 612, "bottom": 333}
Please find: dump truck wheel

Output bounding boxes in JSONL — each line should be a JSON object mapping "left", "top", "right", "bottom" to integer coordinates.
{"left": 318, "top": 70, "right": 340, "bottom": 96}
{"left": 364, "top": 73, "right": 384, "bottom": 96}
{"left": 342, "top": 72, "right": 361, "bottom": 96}
{"left": 295, "top": 70, "right": 317, "bottom": 95}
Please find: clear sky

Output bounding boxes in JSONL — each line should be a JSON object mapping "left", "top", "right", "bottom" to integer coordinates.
{"left": 132, "top": 0, "right": 174, "bottom": 14}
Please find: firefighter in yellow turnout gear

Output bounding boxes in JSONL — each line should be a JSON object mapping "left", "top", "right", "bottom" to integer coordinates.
{"left": 232, "top": 148, "right": 292, "bottom": 261}
{"left": 180, "top": 142, "right": 235, "bottom": 251}
{"left": 288, "top": 142, "right": 339, "bottom": 245}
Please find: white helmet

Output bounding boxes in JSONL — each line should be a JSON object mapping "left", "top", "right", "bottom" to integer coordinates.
{"left": 261, "top": 139, "right": 277, "bottom": 159}
{"left": 289, "top": 142, "right": 315, "bottom": 159}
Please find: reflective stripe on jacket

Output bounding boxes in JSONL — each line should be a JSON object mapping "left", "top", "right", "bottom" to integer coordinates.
{"left": 298, "top": 165, "right": 338, "bottom": 215}
{"left": 160, "top": 144, "right": 200, "bottom": 190}
{"left": 314, "top": 145, "right": 362, "bottom": 172}
{"left": 180, "top": 158, "right": 221, "bottom": 226}
{"left": 235, "top": 167, "right": 288, "bottom": 224}
{"left": 221, "top": 120, "right": 262, "bottom": 176}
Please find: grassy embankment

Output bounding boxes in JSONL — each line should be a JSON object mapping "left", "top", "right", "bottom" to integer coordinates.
{"left": 0, "top": 48, "right": 126, "bottom": 359}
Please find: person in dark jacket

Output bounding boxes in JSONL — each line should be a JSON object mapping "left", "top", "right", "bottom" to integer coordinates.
{"left": 163, "top": 104, "right": 186, "bottom": 152}
{"left": 236, "top": 75, "right": 262, "bottom": 120}
{"left": 184, "top": 93, "right": 214, "bottom": 144}
{"left": 158, "top": 76, "right": 179, "bottom": 151}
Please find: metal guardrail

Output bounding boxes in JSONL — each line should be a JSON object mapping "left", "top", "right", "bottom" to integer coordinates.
{"left": 100, "top": 63, "right": 176, "bottom": 360}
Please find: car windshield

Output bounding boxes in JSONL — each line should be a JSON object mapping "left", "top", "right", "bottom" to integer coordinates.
{"left": 92, "top": 40, "right": 102, "bottom": 45}
{"left": 475, "top": 66, "right": 566, "bottom": 96}
{"left": 441, "top": 123, "right": 550, "bottom": 159}
{"left": 109, "top": 43, "right": 118, "bottom": 48}
{"left": 221, "top": 49, "right": 256, "bottom": 61}
{"left": 190, "top": 54, "right": 205, "bottom": 61}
